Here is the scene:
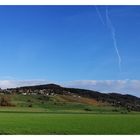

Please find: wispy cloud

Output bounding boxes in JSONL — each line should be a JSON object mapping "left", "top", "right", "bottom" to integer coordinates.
{"left": 106, "top": 7, "right": 122, "bottom": 72}
{"left": 95, "top": 6, "right": 105, "bottom": 25}
{"left": 95, "top": 6, "right": 122, "bottom": 72}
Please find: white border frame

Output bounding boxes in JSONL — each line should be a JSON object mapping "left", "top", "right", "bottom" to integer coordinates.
{"left": 0, "top": 0, "right": 140, "bottom": 5}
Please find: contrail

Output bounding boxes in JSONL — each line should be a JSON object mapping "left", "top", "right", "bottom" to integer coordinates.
{"left": 95, "top": 6, "right": 105, "bottom": 25}
{"left": 95, "top": 6, "right": 122, "bottom": 72}
{"left": 105, "top": 7, "right": 122, "bottom": 72}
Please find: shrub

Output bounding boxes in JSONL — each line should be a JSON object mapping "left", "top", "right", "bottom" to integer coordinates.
{"left": 27, "top": 99, "right": 32, "bottom": 102}
{"left": 41, "top": 101, "right": 44, "bottom": 104}
{"left": 0, "top": 96, "right": 13, "bottom": 106}
{"left": 38, "top": 97, "right": 42, "bottom": 100}
{"left": 28, "top": 104, "right": 33, "bottom": 107}
{"left": 84, "top": 107, "right": 93, "bottom": 111}
{"left": 112, "top": 109, "right": 119, "bottom": 112}
{"left": 120, "top": 110, "right": 128, "bottom": 114}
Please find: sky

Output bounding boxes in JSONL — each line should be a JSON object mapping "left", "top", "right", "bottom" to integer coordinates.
{"left": 0, "top": 6, "right": 140, "bottom": 96}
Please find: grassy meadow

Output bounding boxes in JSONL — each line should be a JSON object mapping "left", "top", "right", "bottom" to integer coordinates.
{"left": 0, "top": 113, "right": 139, "bottom": 134}
{"left": 0, "top": 94, "right": 139, "bottom": 134}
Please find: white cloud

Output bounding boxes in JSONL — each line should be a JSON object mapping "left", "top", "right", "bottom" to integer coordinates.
{"left": 64, "top": 80, "right": 140, "bottom": 97}
{"left": 0, "top": 80, "right": 50, "bottom": 89}
{"left": 0, "top": 79, "right": 139, "bottom": 97}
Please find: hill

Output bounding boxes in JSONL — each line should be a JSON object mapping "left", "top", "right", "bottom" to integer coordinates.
{"left": 3, "top": 83, "right": 139, "bottom": 112}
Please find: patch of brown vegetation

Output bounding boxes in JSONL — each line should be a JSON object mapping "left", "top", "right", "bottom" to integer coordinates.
{"left": 58, "top": 95, "right": 107, "bottom": 106}
{"left": 0, "top": 95, "right": 16, "bottom": 107}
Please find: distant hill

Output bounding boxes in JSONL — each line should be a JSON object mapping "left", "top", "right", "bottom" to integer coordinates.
{"left": 17, "top": 84, "right": 62, "bottom": 90}
{"left": 6, "top": 83, "right": 140, "bottom": 111}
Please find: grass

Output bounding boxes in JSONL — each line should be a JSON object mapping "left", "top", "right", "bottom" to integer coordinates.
{"left": 0, "top": 112, "right": 139, "bottom": 134}
{"left": 0, "top": 94, "right": 126, "bottom": 113}
{"left": 0, "top": 94, "right": 139, "bottom": 134}
{"left": 0, "top": 94, "right": 128, "bottom": 114}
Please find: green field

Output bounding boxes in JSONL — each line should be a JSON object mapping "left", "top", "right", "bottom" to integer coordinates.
{"left": 0, "top": 112, "right": 139, "bottom": 134}
{"left": 0, "top": 95, "right": 139, "bottom": 134}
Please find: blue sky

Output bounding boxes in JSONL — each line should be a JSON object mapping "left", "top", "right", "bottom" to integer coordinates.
{"left": 0, "top": 6, "right": 140, "bottom": 96}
